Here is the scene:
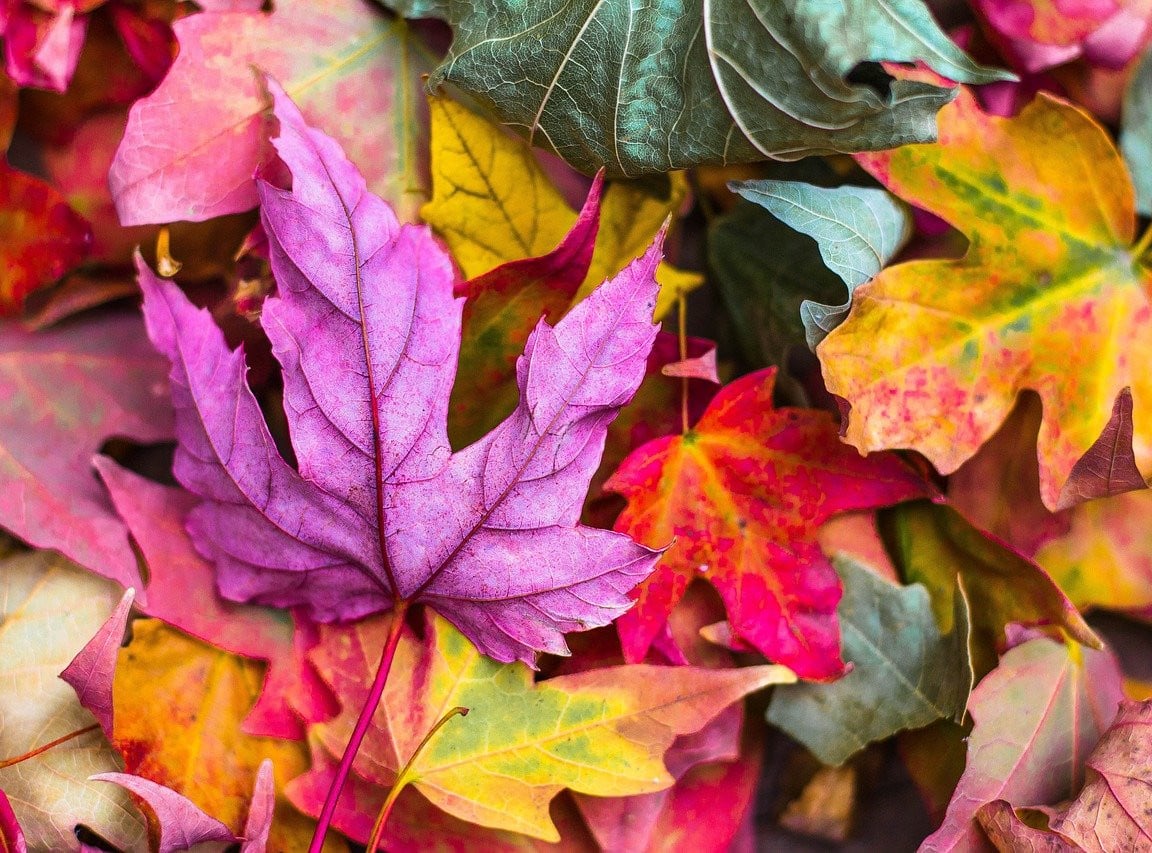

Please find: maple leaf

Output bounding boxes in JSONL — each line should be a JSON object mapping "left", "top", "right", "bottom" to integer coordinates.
{"left": 0, "top": 312, "right": 171, "bottom": 590}
{"left": 290, "top": 609, "right": 793, "bottom": 841}
{"left": 91, "top": 773, "right": 237, "bottom": 853}
{"left": 607, "top": 367, "right": 930, "bottom": 680}
{"left": 0, "top": 162, "right": 91, "bottom": 314}
{"left": 819, "top": 88, "right": 1152, "bottom": 511}
{"left": 109, "top": 619, "right": 334, "bottom": 851}
{"left": 922, "top": 636, "right": 1124, "bottom": 852}
{"left": 110, "top": 0, "right": 433, "bottom": 225}
{"left": 766, "top": 555, "right": 973, "bottom": 766}
{"left": 421, "top": 94, "right": 701, "bottom": 323}
{"left": 139, "top": 81, "right": 663, "bottom": 665}
{"left": 0, "top": 551, "right": 146, "bottom": 852}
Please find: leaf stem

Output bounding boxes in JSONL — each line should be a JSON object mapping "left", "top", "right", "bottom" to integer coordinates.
{"left": 0, "top": 723, "right": 101, "bottom": 770}
{"left": 678, "top": 293, "right": 689, "bottom": 434}
{"left": 1136, "top": 225, "right": 1152, "bottom": 268}
{"left": 365, "top": 706, "right": 470, "bottom": 853}
{"left": 309, "top": 601, "right": 410, "bottom": 853}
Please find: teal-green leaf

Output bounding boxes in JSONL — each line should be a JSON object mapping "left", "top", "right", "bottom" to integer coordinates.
{"left": 1121, "top": 49, "right": 1152, "bottom": 217}
{"left": 731, "top": 180, "right": 912, "bottom": 347}
{"left": 765, "top": 555, "right": 973, "bottom": 767}
{"left": 421, "top": 0, "right": 1012, "bottom": 176}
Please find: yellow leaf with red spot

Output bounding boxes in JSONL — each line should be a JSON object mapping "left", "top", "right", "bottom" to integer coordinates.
{"left": 818, "top": 89, "right": 1152, "bottom": 510}
{"left": 112, "top": 619, "right": 336, "bottom": 852}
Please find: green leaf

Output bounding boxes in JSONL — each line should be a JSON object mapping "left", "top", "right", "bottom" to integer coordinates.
{"left": 420, "top": 0, "right": 1012, "bottom": 176}
{"left": 1121, "top": 49, "right": 1152, "bottom": 217}
{"left": 765, "top": 555, "right": 973, "bottom": 766}
{"left": 731, "top": 180, "right": 912, "bottom": 348}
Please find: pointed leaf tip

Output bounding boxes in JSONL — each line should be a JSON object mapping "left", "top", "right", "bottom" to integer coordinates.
{"left": 60, "top": 587, "right": 135, "bottom": 737}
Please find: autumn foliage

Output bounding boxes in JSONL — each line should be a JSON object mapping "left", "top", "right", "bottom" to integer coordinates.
{"left": 2, "top": 1, "right": 1152, "bottom": 852}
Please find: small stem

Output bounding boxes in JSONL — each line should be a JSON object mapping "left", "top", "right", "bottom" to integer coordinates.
{"left": 309, "top": 602, "right": 410, "bottom": 853}
{"left": 677, "top": 294, "right": 690, "bottom": 434}
{"left": 365, "top": 706, "right": 470, "bottom": 853}
{"left": 0, "top": 724, "right": 100, "bottom": 770}
{"left": 1136, "top": 225, "right": 1152, "bottom": 267}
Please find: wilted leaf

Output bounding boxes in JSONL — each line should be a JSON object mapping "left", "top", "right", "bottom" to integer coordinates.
{"left": 421, "top": 94, "right": 699, "bottom": 320}
{"left": 819, "top": 90, "right": 1152, "bottom": 511}
{"left": 1121, "top": 47, "right": 1152, "bottom": 216}
{"left": 0, "top": 551, "right": 146, "bottom": 852}
{"left": 0, "top": 312, "right": 171, "bottom": 589}
{"left": 880, "top": 501, "right": 1098, "bottom": 676}
{"left": 110, "top": 0, "right": 433, "bottom": 225}
{"left": 292, "top": 609, "right": 793, "bottom": 840}
{"left": 922, "top": 637, "right": 1124, "bottom": 852}
{"left": 111, "top": 619, "right": 327, "bottom": 852}
{"left": 730, "top": 180, "right": 911, "bottom": 348}
{"left": 609, "top": 367, "right": 929, "bottom": 679}
{"left": 140, "top": 84, "right": 663, "bottom": 663}
{"left": 766, "top": 555, "right": 973, "bottom": 766}
{"left": 411, "top": 0, "right": 1008, "bottom": 176}
{"left": 0, "top": 163, "right": 91, "bottom": 314}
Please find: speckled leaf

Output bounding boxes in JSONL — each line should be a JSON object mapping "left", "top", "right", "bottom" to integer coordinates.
{"left": 0, "top": 163, "right": 90, "bottom": 314}
{"left": 820, "top": 90, "right": 1152, "bottom": 511}
{"left": 1035, "top": 489, "right": 1152, "bottom": 612}
{"left": 1121, "top": 47, "right": 1152, "bottom": 216}
{"left": 608, "top": 367, "right": 930, "bottom": 680}
{"left": 110, "top": 0, "right": 433, "bottom": 225}
{"left": 421, "top": 94, "right": 699, "bottom": 320}
{"left": 290, "top": 609, "right": 793, "bottom": 841}
{"left": 0, "top": 552, "right": 146, "bottom": 852}
{"left": 730, "top": 180, "right": 911, "bottom": 348}
{"left": 140, "top": 85, "right": 663, "bottom": 664}
{"left": 880, "top": 501, "right": 1098, "bottom": 677}
{"left": 922, "top": 638, "right": 1124, "bottom": 852}
{"left": 0, "top": 313, "right": 172, "bottom": 589}
{"left": 418, "top": 0, "right": 1008, "bottom": 176}
{"left": 766, "top": 555, "right": 973, "bottom": 766}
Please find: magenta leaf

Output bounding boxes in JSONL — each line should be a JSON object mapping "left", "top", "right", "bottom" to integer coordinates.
{"left": 0, "top": 789, "right": 27, "bottom": 853}
{"left": 138, "top": 79, "right": 663, "bottom": 665}
{"left": 89, "top": 774, "right": 236, "bottom": 853}
{"left": 240, "top": 759, "right": 274, "bottom": 853}
{"left": 59, "top": 587, "right": 135, "bottom": 738}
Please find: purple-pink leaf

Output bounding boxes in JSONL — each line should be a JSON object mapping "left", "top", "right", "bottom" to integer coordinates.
{"left": 59, "top": 587, "right": 135, "bottom": 738}
{"left": 0, "top": 790, "right": 26, "bottom": 853}
{"left": 660, "top": 345, "right": 720, "bottom": 384}
{"left": 89, "top": 773, "right": 236, "bottom": 853}
{"left": 138, "top": 80, "right": 663, "bottom": 665}
{"left": 240, "top": 759, "right": 274, "bottom": 853}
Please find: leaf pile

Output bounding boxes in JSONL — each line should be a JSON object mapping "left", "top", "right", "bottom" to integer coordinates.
{"left": 2, "top": 1, "right": 1152, "bottom": 851}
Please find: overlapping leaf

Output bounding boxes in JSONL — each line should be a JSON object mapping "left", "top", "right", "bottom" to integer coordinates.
{"left": 608, "top": 367, "right": 930, "bottom": 680}
{"left": 0, "top": 312, "right": 171, "bottom": 587}
{"left": 1122, "top": 47, "right": 1152, "bottom": 216}
{"left": 399, "top": 0, "right": 1008, "bottom": 176}
{"left": 110, "top": 0, "right": 433, "bottom": 225}
{"left": 819, "top": 89, "right": 1152, "bottom": 510}
{"left": 766, "top": 555, "right": 973, "bottom": 766}
{"left": 291, "top": 609, "right": 793, "bottom": 841}
{"left": 140, "top": 83, "right": 663, "bottom": 664}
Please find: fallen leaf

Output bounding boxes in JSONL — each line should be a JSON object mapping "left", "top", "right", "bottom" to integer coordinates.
{"left": 3, "top": 1, "right": 91, "bottom": 91}
{"left": 1121, "top": 47, "right": 1152, "bottom": 216}
{"left": 61, "top": 587, "right": 135, "bottom": 738}
{"left": 90, "top": 773, "right": 236, "bottom": 853}
{"left": 976, "top": 799, "right": 1077, "bottom": 851}
{"left": 0, "top": 790, "right": 25, "bottom": 853}
{"left": 293, "top": 609, "right": 794, "bottom": 840}
{"left": 111, "top": 619, "right": 328, "bottom": 852}
{"left": 609, "top": 367, "right": 929, "bottom": 679}
{"left": 140, "top": 84, "right": 663, "bottom": 663}
{"left": 778, "top": 764, "right": 857, "bottom": 843}
{"left": 0, "top": 312, "right": 171, "bottom": 590}
{"left": 420, "top": 95, "right": 701, "bottom": 320}
{"left": 730, "top": 180, "right": 911, "bottom": 349}
{"left": 766, "top": 555, "right": 973, "bottom": 766}
{"left": 0, "top": 551, "right": 146, "bottom": 852}
{"left": 819, "top": 89, "right": 1152, "bottom": 510}
{"left": 241, "top": 759, "right": 274, "bottom": 853}
{"left": 880, "top": 501, "right": 1098, "bottom": 676}
{"left": 110, "top": 0, "right": 433, "bottom": 225}
{"left": 0, "top": 162, "right": 91, "bottom": 314}
{"left": 409, "top": 0, "right": 1008, "bottom": 175}
{"left": 921, "top": 637, "right": 1124, "bottom": 852}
